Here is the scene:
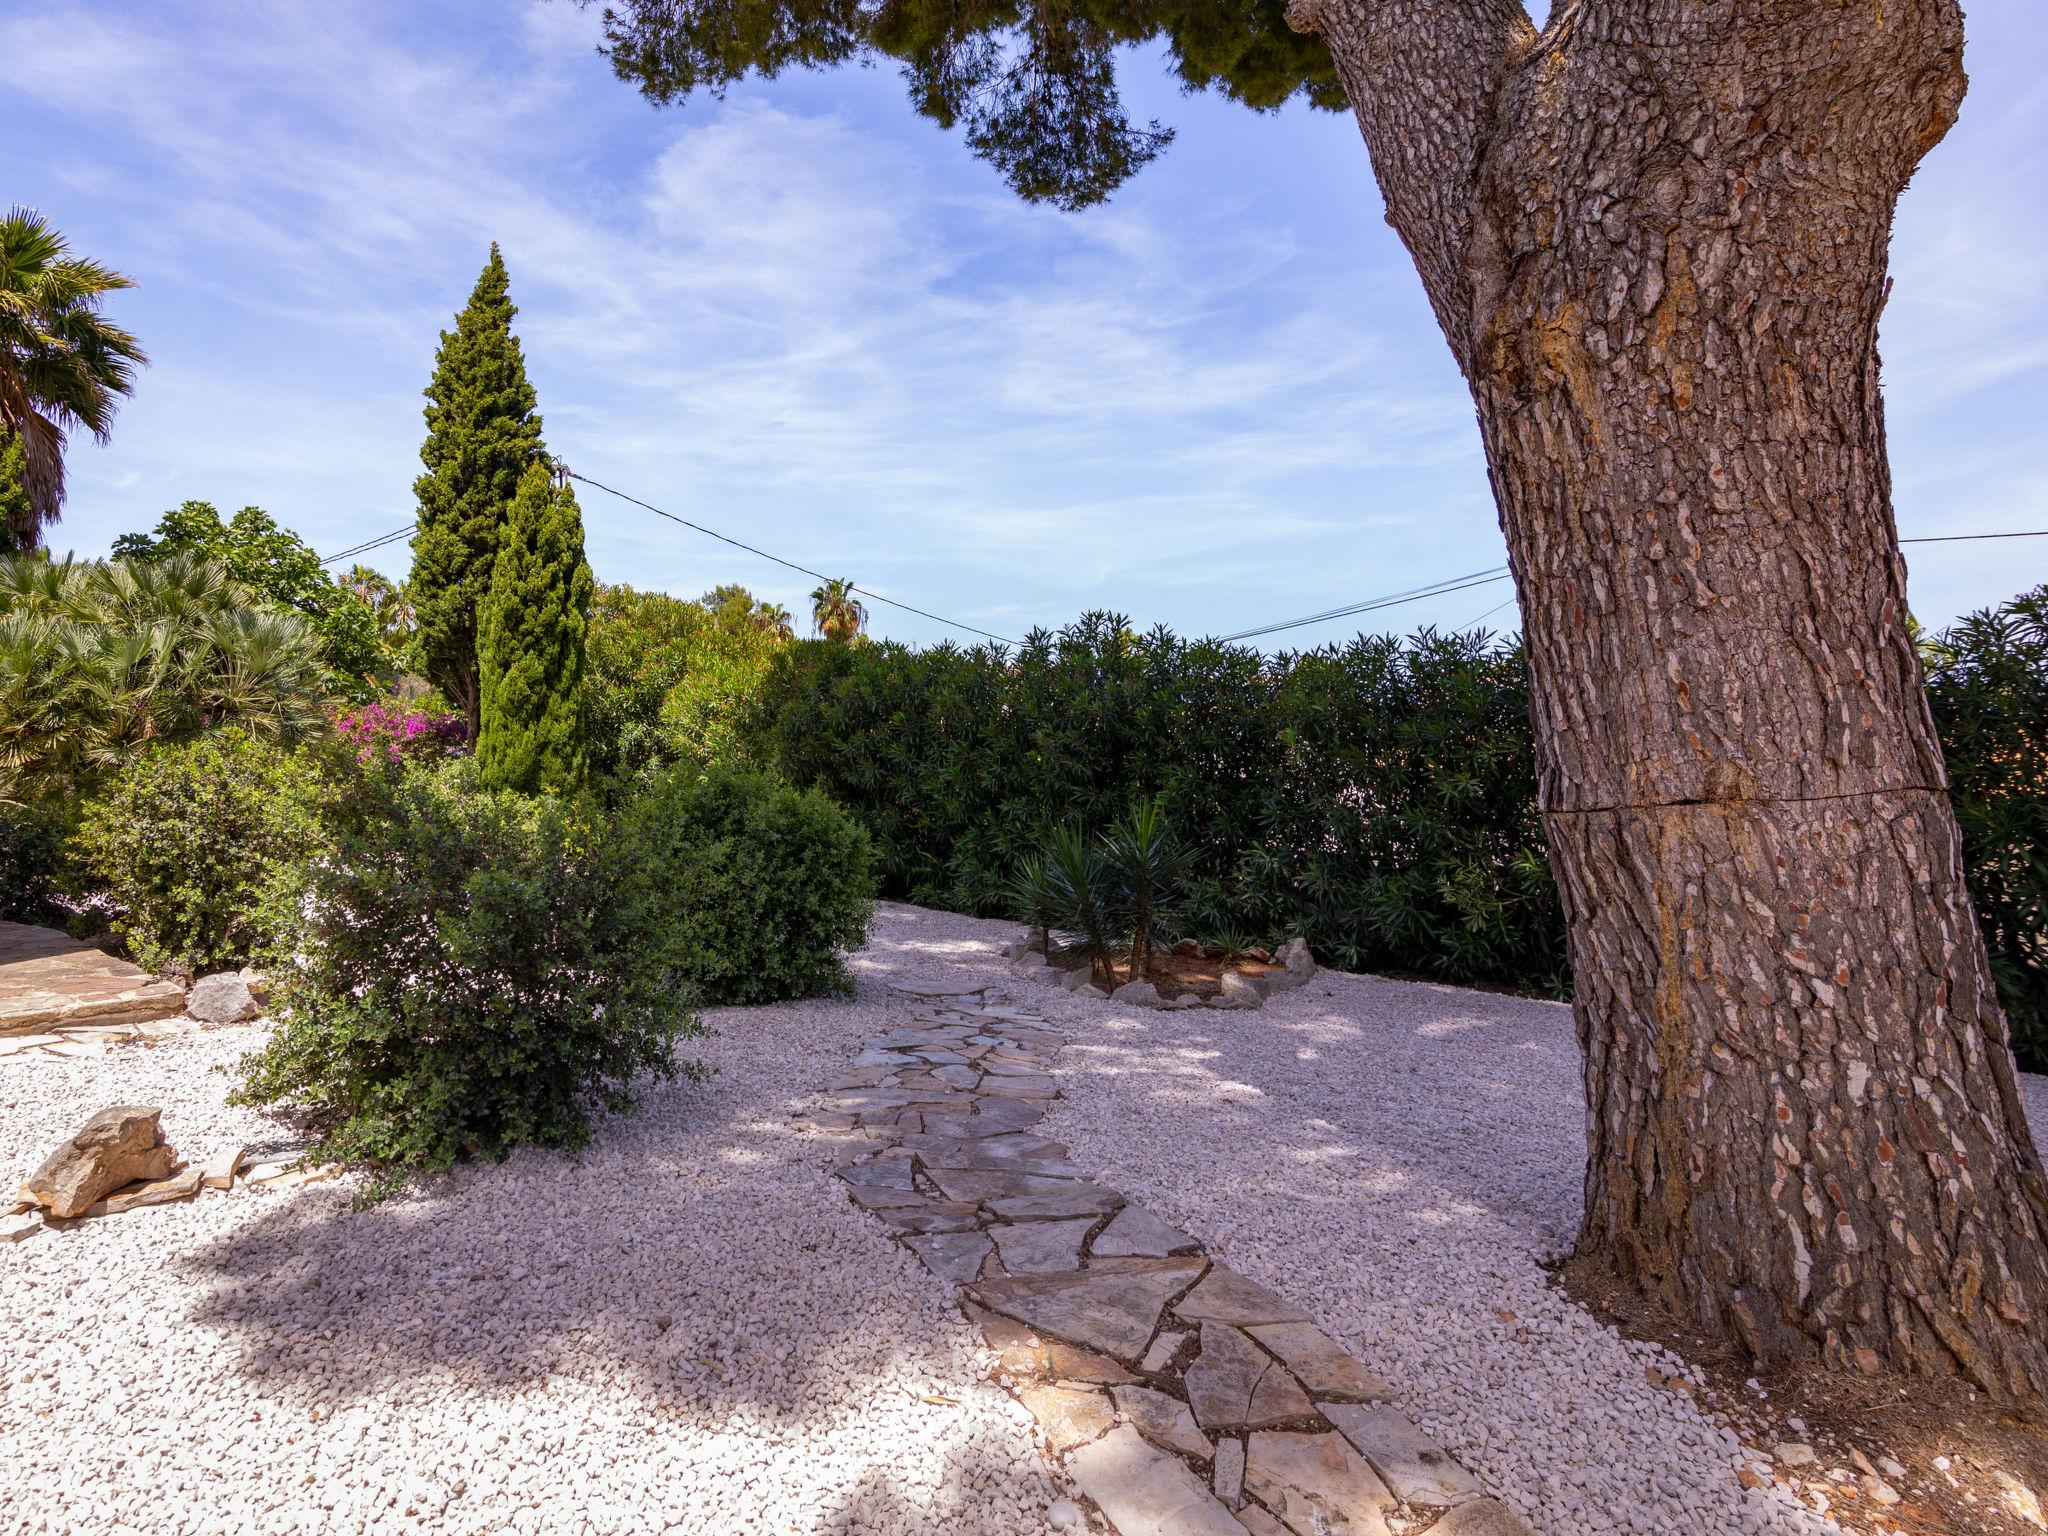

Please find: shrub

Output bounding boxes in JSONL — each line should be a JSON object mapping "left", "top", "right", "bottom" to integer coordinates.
{"left": 233, "top": 763, "right": 705, "bottom": 1195}
{"left": 1926, "top": 584, "right": 2048, "bottom": 1069}
{"left": 751, "top": 612, "right": 1564, "bottom": 993}
{"left": 612, "top": 764, "right": 875, "bottom": 1004}
{"left": 71, "top": 728, "right": 329, "bottom": 975}
{"left": 0, "top": 801, "right": 71, "bottom": 924}
{"left": 332, "top": 700, "right": 468, "bottom": 766}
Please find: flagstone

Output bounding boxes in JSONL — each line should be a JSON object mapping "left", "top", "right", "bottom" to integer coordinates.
{"left": 905, "top": 1230, "right": 993, "bottom": 1283}
{"left": 1140, "top": 1330, "right": 1191, "bottom": 1374}
{"left": 989, "top": 1186, "right": 1123, "bottom": 1220}
{"left": 970, "top": 1257, "right": 1206, "bottom": 1362}
{"left": 1185, "top": 1324, "right": 1313, "bottom": 1430}
{"left": 925, "top": 1167, "right": 1088, "bottom": 1203}
{"left": 1243, "top": 1431, "right": 1394, "bottom": 1536}
{"left": 1112, "top": 1385, "right": 1214, "bottom": 1460}
{"left": 1065, "top": 1426, "right": 1253, "bottom": 1536}
{"left": 1319, "top": 1403, "right": 1481, "bottom": 1507}
{"left": 990, "top": 1217, "right": 1094, "bottom": 1275}
{"left": 1174, "top": 1265, "right": 1311, "bottom": 1326}
{"left": 1249, "top": 1324, "right": 1391, "bottom": 1401}
{"left": 1018, "top": 1384, "right": 1116, "bottom": 1451}
{"left": 1093, "top": 1204, "right": 1198, "bottom": 1258}
{"left": 876, "top": 1202, "right": 983, "bottom": 1233}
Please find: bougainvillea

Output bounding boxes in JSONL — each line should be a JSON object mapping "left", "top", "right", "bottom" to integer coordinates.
{"left": 332, "top": 701, "right": 468, "bottom": 765}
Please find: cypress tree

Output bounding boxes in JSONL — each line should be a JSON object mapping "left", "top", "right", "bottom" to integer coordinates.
{"left": 409, "top": 245, "right": 543, "bottom": 738}
{"left": 476, "top": 461, "right": 593, "bottom": 794}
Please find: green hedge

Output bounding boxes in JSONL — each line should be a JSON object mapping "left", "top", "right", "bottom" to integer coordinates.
{"left": 748, "top": 614, "right": 1563, "bottom": 992}
{"left": 1926, "top": 584, "right": 2048, "bottom": 1067}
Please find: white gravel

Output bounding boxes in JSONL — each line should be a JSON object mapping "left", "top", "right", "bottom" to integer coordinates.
{"left": 1, "top": 902, "right": 1055, "bottom": 1536}
{"left": 1022, "top": 935, "right": 2047, "bottom": 1536}
{"left": 11, "top": 899, "right": 2040, "bottom": 1536}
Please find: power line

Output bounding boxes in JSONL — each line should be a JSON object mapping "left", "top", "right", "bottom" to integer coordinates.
{"left": 562, "top": 469, "right": 1021, "bottom": 647}
{"left": 320, "top": 524, "right": 414, "bottom": 565}
{"left": 1221, "top": 525, "right": 2048, "bottom": 647}
{"left": 1901, "top": 529, "right": 2048, "bottom": 544}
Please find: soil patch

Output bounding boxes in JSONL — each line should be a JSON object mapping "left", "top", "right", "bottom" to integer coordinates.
{"left": 1046, "top": 947, "right": 1280, "bottom": 1000}
{"left": 1559, "top": 1253, "right": 2048, "bottom": 1535}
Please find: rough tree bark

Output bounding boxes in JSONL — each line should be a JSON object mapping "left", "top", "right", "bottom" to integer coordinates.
{"left": 1285, "top": 0, "right": 2048, "bottom": 1395}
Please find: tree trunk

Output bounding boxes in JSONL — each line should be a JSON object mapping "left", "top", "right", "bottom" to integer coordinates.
{"left": 1290, "top": 0, "right": 2048, "bottom": 1394}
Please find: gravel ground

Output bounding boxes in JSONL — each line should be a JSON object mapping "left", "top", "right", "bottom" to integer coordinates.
{"left": 1, "top": 902, "right": 1056, "bottom": 1536}
{"left": 1025, "top": 944, "right": 2048, "bottom": 1536}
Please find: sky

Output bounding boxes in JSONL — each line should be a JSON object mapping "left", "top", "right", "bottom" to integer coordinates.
{"left": 3, "top": 0, "right": 2044, "bottom": 649}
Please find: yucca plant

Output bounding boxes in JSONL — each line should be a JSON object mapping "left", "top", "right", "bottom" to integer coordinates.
{"left": 1046, "top": 822, "right": 1121, "bottom": 986}
{"left": 1005, "top": 849, "right": 1059, "bottom": 956}
{"left": 1102, "top": 796, "right": 1189, "bottom": 983}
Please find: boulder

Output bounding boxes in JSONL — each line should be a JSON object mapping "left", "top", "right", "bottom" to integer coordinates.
{"left": 238, "top": 966, "right": 272, "bottom": 1006}
{"left": 21, "top": 1106, "right": 179, "bottom": 1218}
{"left": 1075, "top": 985, "right": 1109, "bottom": 1001}
{"left": 1111, "top": 980, "right": 1164, "bottom": 1009}
{"left": 1275, "top": 938, "right": 1317, "bottom": 978}
{"left": 1171, "top": 938, "right": 1203, "bottom": 958}
{"left": 1218, "top": 972, "right": 1266, "bottom": 1010}
{"left": 1059, "top": 969, "right": 1096, "bottom": 994}
{"left": 187, "top": 972, "right": 260, "bottom": 1025}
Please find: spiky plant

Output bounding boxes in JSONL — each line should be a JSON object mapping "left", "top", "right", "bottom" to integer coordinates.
{"left": 1005, "top": 850, "right": 1059, "bottom": 956}
{"left": 1102, "top": 796, "right": 1190, "bottom": 983}
{"left": 1046, "top": 823, "right": 1121, "bottom": 985}
{"left": 810, "top": 577, "right": 867, "bottom": 644}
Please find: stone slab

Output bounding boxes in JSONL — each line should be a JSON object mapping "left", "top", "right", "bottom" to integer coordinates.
{"left": 1244, "top": 1430, "right": 1394, "bottom": 1536}
{"left": 1186, "top": 1323, "right": 1313, "bottom": 1430}
{"left": 990, "top": 1217, "right": 1094, "bottom": 1275}
{"left": 905, "top": 1230, "right": 993, "bottom": 1283}
{"left": 1065, "top": 1426, "right": 1252, "bottom": 1536}
{"left": 1113, "top": 1385, "right": 1214, "bottom": 1460}
{"left": 971, "top": 1257, "right": 1207, "bottom": 1362}
{"left": 0, "top": 922, "right": 185, "bottom": 1034}
{"left": 1093, "top": 1204, "right": 1197, "bottom": 1258}
{"left": 1018, "top": 1384, "right": 1116, "bottom": 1451}
{"left": 1174, "top": 1265, "right": 1311, "bottom": 1326}
{"left": 1249, "top": 1323, "right": 1390, "bottom": 1400}
{"left": 1320, "top": 1403, "right": 1481, "bottom": 1507}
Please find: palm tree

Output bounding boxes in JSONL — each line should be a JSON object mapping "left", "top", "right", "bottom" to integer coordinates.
{"left": 754, "top": 601, "right": 795, "bottom": 640}
{"left": 0, "top": 209, "right": 148, "bottom": 549}
{"left": 810, "top": 577, "right": 867, "bottom": 643}
{"left": 0, "top": 551, "right": 325, "bottom": 804}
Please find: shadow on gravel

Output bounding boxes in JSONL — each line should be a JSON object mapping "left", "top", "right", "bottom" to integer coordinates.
{"left": 174, "top": 1041, "right": 982, "bottom": 1432}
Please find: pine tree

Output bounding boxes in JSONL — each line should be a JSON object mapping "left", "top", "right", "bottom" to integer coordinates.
{"left": 408, "top": 246, "right": 543, "bottom": 738}
{"left": 476, "top": 461, "right": 592, "bottom": 794}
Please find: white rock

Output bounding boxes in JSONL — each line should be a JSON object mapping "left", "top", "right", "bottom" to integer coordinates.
{"left": 186, "top": 973, "right": 260, "bottom": 1025}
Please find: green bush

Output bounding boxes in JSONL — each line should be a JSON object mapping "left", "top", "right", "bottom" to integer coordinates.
{"left": 751, "top": 613, "right": 1563, "bottom": 992}
{"left": 233, "top": 763, "right": 706, "bottom": 1196}
{"left": 0, "top": 802, "right": 71, "bottom": 924}
{"left": 71, "top": 728, "right": 330, "bottom": 975}
{"left": 1926, "top": 584, "right": 2048, "bottom": 1069}
{"left": 612, "top": 764, "right": 875, "bottom": 1004}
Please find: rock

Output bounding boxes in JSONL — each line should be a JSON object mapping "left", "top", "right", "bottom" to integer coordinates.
{"left": 990, "top": 1218, "right": 1094, "bottom": 1275}
{"left": 1275, "top": 937, "right": 1316, "bottom": 976}
{"left": 1878, "top": 1455, "right": 1907, "bottom": 1480}
{"left": 1185, "top": 1322, "right": 1313, "bottom": 1430}
{"left": 1065, "top": 1426, "right": 1251, "bottom": 1536}
{"left": 970, "top": 1257, "right": 1207, "bottom": 1362}
{"left": 1320, "top": 1403, "right": 1480, "bottom": 1505}
{"left": 1018, "top": 1383, "right": 1115, "bottom": 1451}
{"left": 186, "top": 972, "right": 260, "bottom": 1025}
{"left": 1, "top": 1210, "right": 43, "bottom": 1243}
{"left": 1251, "top": 1324, "right": 1390, "bottom": 1399}
{"left": 1175, "top": 1264, "right": 1310, "bottom": 1326}
{"left": 989, "top": 1186, "right": 1124, "bottom": 1220}
{"left": 1093, "top": 1204, "right": 1197, "bottom": 1258}
{"left": 1237, "top": 1507, "right": 1288, "bottom": 1536}
{"left": 1113, "top": 1385, "right": 1214, "bottom": 1459}
{"left": 1214, "top": 1436, "right": 1246, "bottom": 1505}
{"left": 904, "top": 1230, "right": 993, "bottom": 1283}
{"left": 21, "top": 1105, "right": 179, "bottom": 1219}
{"left": 1059, "top": 970, "right": 1095, "bottom": 993}
{"left": 1046, "top": 1496, "right": 1087, "bottom": 1530}
{"left": 1427, "top": 1498, "right": 1537, "bottom": 1535}
{"left": 200, "top": 1146, "right": 244, "bottom": 1192}
{"left": 1172, "top": 939, "right": 1202, "bottom": 957}
{"left": 1075, "top": 985, "right": 1109, "bottom": 1001}
{"left": 88, "top": 1165, "right": 204, "bottom": 1216}
{"left": 1864, "top": 1477, "right": 1901, "bottom": 1505}
{"left": 1218, "top": 972, "right": 1266, "bottom": 1008}
{"left": 1244, "top": 1430, "right": 1395, "bottom": 1536}
{"left": 1111, "top": 980, "right": 1164, "bottom": 1008}
{"left": 238, "top": 965, "right": 272, "bottom": 1005}
{"left": 1140, "top": 1330, "right": 1190, "bottom": 1373}
{"left": 1173, "top": 993, "right": 1202, "bottom": 1009}
{"left": 1774, "top": 1442, "right": 1817, "bottom": 1466}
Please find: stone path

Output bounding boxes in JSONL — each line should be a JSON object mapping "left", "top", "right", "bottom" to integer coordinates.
{"left": 0, "top": 920, "right": 185, "bottom": 1044}
{"left": 818, "top": 977, "right": 1533, "bottom": 1536}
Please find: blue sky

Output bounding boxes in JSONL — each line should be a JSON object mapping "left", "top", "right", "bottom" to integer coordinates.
{"left": 4, "top": 0, "right": 2044, "bottom": 647}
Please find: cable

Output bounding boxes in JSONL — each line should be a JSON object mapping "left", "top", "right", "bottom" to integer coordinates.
{"left": 1216, "top": 569, "right": 1511, "bottom": 645}
{"left": 1901, "top": 529, "right": 2048, "bottom": 544}
{"left": 563, "top": 469, "right": 1021, "bottom": 647}
{"left": 320, "top": 524, "right": 415, "bottom": 566}
{"left": 1457, "top": 594, "right": 1519, "bottom": 633}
